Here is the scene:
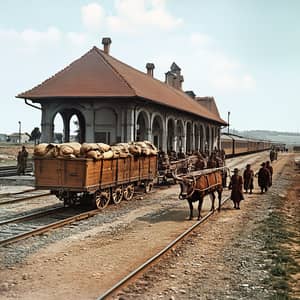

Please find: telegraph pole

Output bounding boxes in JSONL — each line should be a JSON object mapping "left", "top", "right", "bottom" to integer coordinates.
{"left": 18, "top": 121, "right": 21, "bottom": 144}
{"left": 227, "top": 111, "right": 230, "bottom": 134}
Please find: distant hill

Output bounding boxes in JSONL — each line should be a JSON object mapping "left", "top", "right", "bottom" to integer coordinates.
{"left": 224, "top": 129, "right": 300, "bottom": 145}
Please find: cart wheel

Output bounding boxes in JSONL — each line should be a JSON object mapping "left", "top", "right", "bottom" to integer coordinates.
{"left": 123, "top": 184, "right": 134, "bottom": 201}
{"left": 144, "top": 182, "right": 153, "bottom": 193}
{"left": 111, "top": 186, "right": 123, "bottom": 204}
{"left": 69, "top": 196, "right": 77, "bottom": 207}
{"left": 93, "top": 189, "right": 111, "bottom": 209}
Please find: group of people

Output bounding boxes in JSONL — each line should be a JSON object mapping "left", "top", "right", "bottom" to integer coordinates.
{"left": 229, "top": 160, "right": 274, "bottom": 209}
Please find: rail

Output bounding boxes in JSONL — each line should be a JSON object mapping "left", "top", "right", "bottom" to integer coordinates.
{"left": 0, "top": 208, "right": 101, "bottom": 247}
{"left": 0, "top": 191, "right": 51, "bottom": 206}
{"left": 97, "top": 195, "right": 231, "bottom": 299}
{"left": 0, "top": 163, "right": 33, "bottom": 177}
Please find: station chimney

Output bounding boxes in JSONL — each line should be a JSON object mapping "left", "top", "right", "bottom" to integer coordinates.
{"left": 102, "top": 37, "right": 112, "bottom": 55}
{"left": 146, "top": 63, "right": 155, "bottom": 77}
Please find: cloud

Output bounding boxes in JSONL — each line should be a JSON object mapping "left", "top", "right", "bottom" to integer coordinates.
{"left": 108, "top": 0, "right": 183, "bottom": 32}
{"left": 81, "top": 3, "right": 105, "bottom": 31}
{"left": 187, "top": 33, "right": 256, "bottom": 92}
{"left": 0, "top": 27, "right": 62, "bottom": 45}
{"left": 80, "top": 0, "right": 182, "bottom": 33}
{"left": 67, "top": 32, "right": 87, "bottom": 45}
{"left": 190, "top": 32, "right": 213, "bottom": 47}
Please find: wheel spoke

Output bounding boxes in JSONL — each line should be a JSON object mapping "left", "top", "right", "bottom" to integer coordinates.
{"left": 112, "top": 186, "right": 123, "bottom": 204}
{"left": 123, "top": 184, "right": 134, "bottom": 201}
{"left": 93, "top": 189, "right": 110, "bottom": 209}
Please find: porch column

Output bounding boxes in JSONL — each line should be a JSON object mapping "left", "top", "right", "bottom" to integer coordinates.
{"left": 182, "top": 123, "right": 187, "bottom": 153}
{"left": 40, "top": 107, "right": 54, "bottom": 143}
{"left": 173, "top": 136, "right": 177, "bottom": 152}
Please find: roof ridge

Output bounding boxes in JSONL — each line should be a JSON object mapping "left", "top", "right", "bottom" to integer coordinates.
{"left": 17, "top": 48, "right": 96, "bottom": 98}
{"left": 93, "top": 47, "right": 136, "bottom": 96}
{"left": 94, "top": 48, "right": 219, "bottom": 121}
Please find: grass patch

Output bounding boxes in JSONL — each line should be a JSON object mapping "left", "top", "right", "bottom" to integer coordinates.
{"left": 257, "top": 194, "right": 300, "bottom": 298}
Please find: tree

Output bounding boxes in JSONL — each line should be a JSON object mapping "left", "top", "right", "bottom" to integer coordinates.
{"left": 30, "top": 127, "right": 41, "bottom": 145}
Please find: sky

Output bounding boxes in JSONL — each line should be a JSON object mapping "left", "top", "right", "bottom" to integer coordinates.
{"left": 0, "top": 0, "right": 299, "bottom": 135}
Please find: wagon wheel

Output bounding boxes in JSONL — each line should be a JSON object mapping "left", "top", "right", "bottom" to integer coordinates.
{"left": 111, "top": 186, "right": 124, "bottom": 204}
{"left": 144, "top": 181, "right": 153, "bottom": 193}
{"left": 123, "top": 184, "right": 134, "bottom": 201}
{"left": 93, "top": 189, "right": 111, "bottom": 210}
{"left": 68, "top": 195, "right": 77, "bottom": 207}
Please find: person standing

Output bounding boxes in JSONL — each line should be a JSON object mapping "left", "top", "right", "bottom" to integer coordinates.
{"left": 265, "top": 161, "right": 273, "bottom": 187}
{"left": 229, "top": 168, "right": 244, "bottom": 209}
{"left": 17, "top": 146, "right": 28, "bottom": 175}
{"left": 243, "top": 164, "right": 254, "bottom": 194}
{"left": 257, "top": 162, "right": 271, "bottom": 194}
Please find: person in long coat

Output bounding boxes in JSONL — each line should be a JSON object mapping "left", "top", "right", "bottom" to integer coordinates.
{"left": 265, "top": 161, "right": 273, "bottom": 187}
{"left": 17, "top": 146, "right": 28, "bottom": 175}
{"left": 229, "top": 168, "right": 244, "bottom": 209}
{"left": 243, "top": 164, "right": 254, "bottom": 194}
{"left": 257, "top": 162, "right": 271, "bottom": 194}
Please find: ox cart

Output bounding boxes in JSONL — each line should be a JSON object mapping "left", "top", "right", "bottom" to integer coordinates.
{"left": 34, "top": 155, "right": 157, "bottom": 209}
{"left": 158, "top": 155, "right": 198, "bottom": 184}
{"left": 174, "top": 167, "right": 228, "bottom": 220}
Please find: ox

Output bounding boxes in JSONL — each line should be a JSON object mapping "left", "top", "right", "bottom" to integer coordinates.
{"left": 174, "top": 168, "right": 226, "bottom": 220}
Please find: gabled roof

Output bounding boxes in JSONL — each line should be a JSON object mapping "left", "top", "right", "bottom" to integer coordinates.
{"left": 17, "top": 46, "right": 226, "bottom": 125}
{"left": 196, "top": 97, "right": 221, "bottom": 119}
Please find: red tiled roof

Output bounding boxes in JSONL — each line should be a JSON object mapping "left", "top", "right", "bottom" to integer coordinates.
{"left": 17, "top": 46, "right": 226, "bottom": 125}
{"left": 196, "top": 97, "right": 221, "bottom": 119}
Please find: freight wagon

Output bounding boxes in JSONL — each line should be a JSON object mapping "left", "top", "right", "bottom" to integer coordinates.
{"left": 35, "top": 155, "right": 157, "bottom": 209}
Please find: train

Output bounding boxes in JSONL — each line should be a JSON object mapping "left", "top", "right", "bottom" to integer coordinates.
{"left": 220, "top": 133, "right": 285, "bottom": 158}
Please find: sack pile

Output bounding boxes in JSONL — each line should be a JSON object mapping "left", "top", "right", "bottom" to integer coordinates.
{"left": 34, "top": 141, "right": 158, "bottom": 160}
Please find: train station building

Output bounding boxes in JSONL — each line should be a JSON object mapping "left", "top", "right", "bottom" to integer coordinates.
{"left": 17, "top": 37, "right": 227, "bottom": 153}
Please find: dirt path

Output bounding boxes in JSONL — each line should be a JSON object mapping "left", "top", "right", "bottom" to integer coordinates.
{"left": 116, "top": 153, "right": 300, "bottom": 299}
{"left": 0, "top": 152, "right": 298, "bottom": 300}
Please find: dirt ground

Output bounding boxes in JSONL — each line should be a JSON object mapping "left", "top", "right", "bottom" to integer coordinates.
{"left": 0, "top": 152, "right": 299, "bottom": 300}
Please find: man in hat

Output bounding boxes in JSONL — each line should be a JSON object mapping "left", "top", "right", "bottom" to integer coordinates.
{"left": 257, "top": 162, "right": 271, "bottom": 194}
{"left": 243, "top": 164, "right": 254, "bottom": 194}
{"left": 229, "top": 168, "right": 244, "bottom": 209}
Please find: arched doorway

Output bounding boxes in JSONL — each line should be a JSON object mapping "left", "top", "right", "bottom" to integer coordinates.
{"left": 136, "top": 111, "right": 148, "bottom": 141}
{"left": 186, "top": 122, "right": 192, "bottom": 153}
{"left": 205, "top": 126, "right": 210, "bottom": 153}
{"left": 152, "top": 115, "right": 163, "bottom": 150}
{"left": 52, "top": 109, "right": 86, "bottom": 143}
{"left": 176, "top": 120, "right": 184, "bottom": 151}
{"left": 167, "top": 118, "right": 175, "bottom": 152}
{"left": 69, "top": 115, "right": 80, "bottom": 142}
{"left": 199, "top": 125, "right": 204, "bottom": 151}
{"left": 194, "top": 123, "right": 199, "bottom": 151}
{"left": 53, "top": 112, "right": 64, "bottom": 143}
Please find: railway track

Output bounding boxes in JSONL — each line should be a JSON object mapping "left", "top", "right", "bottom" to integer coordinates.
{"left": 98, "top": 195, "right": 231, "bottom": 299}
{"left": 0, "top": 164, "right": 33, "bottom": 177}
{"left": 0, "top": 206, "right": 100, "bottom": 247}
{"left": 0, "top": 189, "right": 51, "bottom": 205}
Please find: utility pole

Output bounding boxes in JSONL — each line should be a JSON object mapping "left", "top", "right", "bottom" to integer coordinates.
{"left": 227, "top": 111, "right": 230, "bottom": 134}
{"left": 18, "top": 121, "right": 21, "bottom": 144}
